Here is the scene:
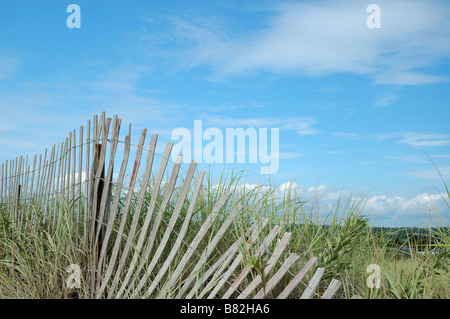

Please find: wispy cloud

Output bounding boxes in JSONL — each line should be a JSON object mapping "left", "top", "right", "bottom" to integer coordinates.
{"left": 163, "top": 0, "right": 450, "bottom": 85}
{"left": 356, "top": 161, "right": 396, "bottom": 166}
{"left": 402, "top": 165, "right": 450, "bottom": 180}
{"left": 333, "top": 131, "right": 450, "bottom": 147}
{"left": 206, "top": 101, "right": 266, "bottom": 112}
{"left": 206, "top": 116, "right": 320, "bottom": 136}
{"left": 279, "top": 152, "right": 304, "bottom": 159}
{"left": 374, "top": 93, "right": 400, "bottom": 108}
{"left": 384, "top": 154, "right": 428, "bottom": 164}
{"left": 0, "top": 62, "right": 189, "bottom": 160}
{"left": 397, "top": 133, "right": 450, "bottom": 147}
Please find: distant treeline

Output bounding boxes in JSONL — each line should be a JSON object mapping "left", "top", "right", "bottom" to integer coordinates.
{"left": 370, "top": 226, "right": 450, "bottom": 248}
{"left": 287, "top": 222, "right": 449, "bottom": 251}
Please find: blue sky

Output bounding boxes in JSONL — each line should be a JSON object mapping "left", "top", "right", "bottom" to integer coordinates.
{"left": 1, "top": 0, "right": 449, "bottom": 227}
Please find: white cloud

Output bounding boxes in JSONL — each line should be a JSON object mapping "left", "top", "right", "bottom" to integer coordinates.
{"left": 285, "top": 183, "right": 449, "bottom": 226}
{"left": 223, "top": 181, "right": 449, "bottom": 226}
{"left": 373, "top": 72, "right": 448, "bottom": 86}
{"left": 362, "top": 192, "right": 449, "bottom": 218}
{"left": 279, "top": 152, "right": 304, "bottom": 159}
{"left": 397, "top": 133, "right": 450, "bottom": 147}
{"left": 168, "top": 0, "right": 450, "bottom": 85}
{"left": 334, "top": 131, "right": 450, "bottom": 148}
{"left": 374, "top": 94, "right": 400, "bottom": 108}
{"left": 206, "top": 117, "right": 320, "bottom": 136}
{"left": 384, "top": 155, "right": 428, "bottom": 164}
{"left": 403, "top": 165, "right": 450, "bottom": 180}
{"left": 279, "top": 181, "right": 299, "bottom": 192}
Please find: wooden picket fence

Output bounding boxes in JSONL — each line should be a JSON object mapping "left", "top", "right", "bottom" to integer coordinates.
{"left": 0, "top": 112, "right": 342, "bottom": 299}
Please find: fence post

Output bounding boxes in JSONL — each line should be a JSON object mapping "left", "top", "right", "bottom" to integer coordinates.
{"left": 90, "top": 143, "right": 105, "bottom": 295}
{"left": 93, "top": 144, "right": 105, "bottom": 254}
{"left": 17, "top": 184, "right": 21, "bottom": 206}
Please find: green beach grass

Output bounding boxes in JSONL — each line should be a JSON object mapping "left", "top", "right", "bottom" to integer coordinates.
{"left": 0, "top": 167, "right": 449, "bottom": 299}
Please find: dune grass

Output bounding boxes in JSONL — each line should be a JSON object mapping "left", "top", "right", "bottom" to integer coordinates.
{"left": 0, "top": 168, "right": 448, "bottom": 299}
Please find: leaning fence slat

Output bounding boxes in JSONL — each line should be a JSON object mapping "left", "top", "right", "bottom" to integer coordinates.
{"left": 62, "top": 138, "right": 68, "bottom": 202}
{"left": 71, "top": 129, "right": 76, "bottom": 204}
{"left": 1, "top": 163, "right": 4, "bottom": 200}
{"left": 192, "top": 218, "right": 270, "bottom": 299}
{"left": 84, "top": 119, "right": 91, "bottom": 244}
{"left": 0, "top": 164, "right": 3, "bottom": 201}
{"left": 116, "top": 141, "right": 173, "bottom": 297}
{"left": 90, "top": 117, "right": 112, "bottom": 245}
{"left": 4, "top": 161, "right": 7, "bottom": 201}
{"left": 23, "top": 156, "right": 29, "bottom": 204}
{"left": 38, "top": 151, "right": 48, "bottom": 211}
{"left": 11, "top": 159, "right": 16, "bottom": 211}
{"left": 10, "top": 159, "right": 15, "bottom": 206}
{"left": 15, "top": 157, "right": 20, "bottom": 213}
{"left": 207, "top": 225, "right": 281, "bottom": 299}
{"left": 3, "top": 162, "right": 6, "bottom": 200}
{"left": 24, "top": 158, "right": 31, "bottom": 211}
{"left": 9, "top": 158, "right": 14, "bottom": 214}
{"left": 233, "top": 231, "right": 292, "bottom": 299}
{"left": 300, "top": 267, "right": 325, "bottom": 299}
{"left": 15, "top": 157, "right": 23, "bottom": 227}
{"left": 77, "top": 126, "right": 83, "bottom": 227}
{"left": 52, "top": 143, "right": 63, "bottom": 228}
{"left": 35, "top": 153, "right": 43, "bottom": 206}
{"left": 321, "top": 278, "right": 342, "bottom": 299}
{"left": 11, "top": 159, "right": 16, "bottom": 207}
{"left": 16, "top": 156, "right": 22, "bottom": 204}
{"left": 2, "top": 163, "right": 5, "bottom": 201}
{"left": 4, "top": 161, "right": 8, "bottom": 201}
{"left": 93, "top": 114, "right": 98, "bottom": 144}
{"left": 125, "top": 153, "right": 185, "bottom": 297}
{"left": 276, "top": 256, "right": 318, "bottom": 299}
{"left": 135, "top": 159, "right": 197, "bottom": 299}
{"left": 66, "top": 133, "right": 71, "bottom": 204}
{"left": 4, "top": 161, "right": 7, "bottom": 203}
{"left": 140, "top": 153, "right": 184, "bottom": 263}
{"left": 94, "top": 119, "right": 120, "bottom": 246}
{"left": 99, "top": 112, "right": 105, "bottom": 142}
{"left": 46, "top": 146, "right": 56, "bottom": 210}
{"left": 111, "top": 139, "right": 178, "bottom": 299}
{"left": 159, "top": 191, "right": 232, "bottom": 298}
{"left": 4, "top": 161, "right": 8, "bottom": 202}
{"left": 142, "top": 170, "right": 205, "bottom": 299}
{"left": 96, "top": 128, "right": 146, "bottom": 298}
{"left": 29, "top": 156, "right": 36, "bottom": 202}
{"left": 50, "top": 144, "right": 59, "bottom": 222}
{"left": 93, "top": 119, "right": 116, "bottom": 244}
{"left": 96, "top": 134, "right": 131, "bottom": 290}
{"left": 177, "top": 203, "right": 243, "bottom": 298}
{"left": 9, "top": 158, "right": 15, "bottom": 208}
{"left": 87, "top": 115, "right": 98, "bottom": 231}
{"left": 194, "top": 219, "right": 269, "bottom": 298}
{"left": 193, "top": 246, "right": 237, "bottom": 299}
{"left": 16, "top": 156, "right": 23, "bottom": 205}
{"left": 6, "top": 160, "right": 10, "bottom": 204}
{"left": 43, "top": 145, "right": 56, "bottom": 224}
{"left": 253, "top": 253, "right": 300, "bottom": 299}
